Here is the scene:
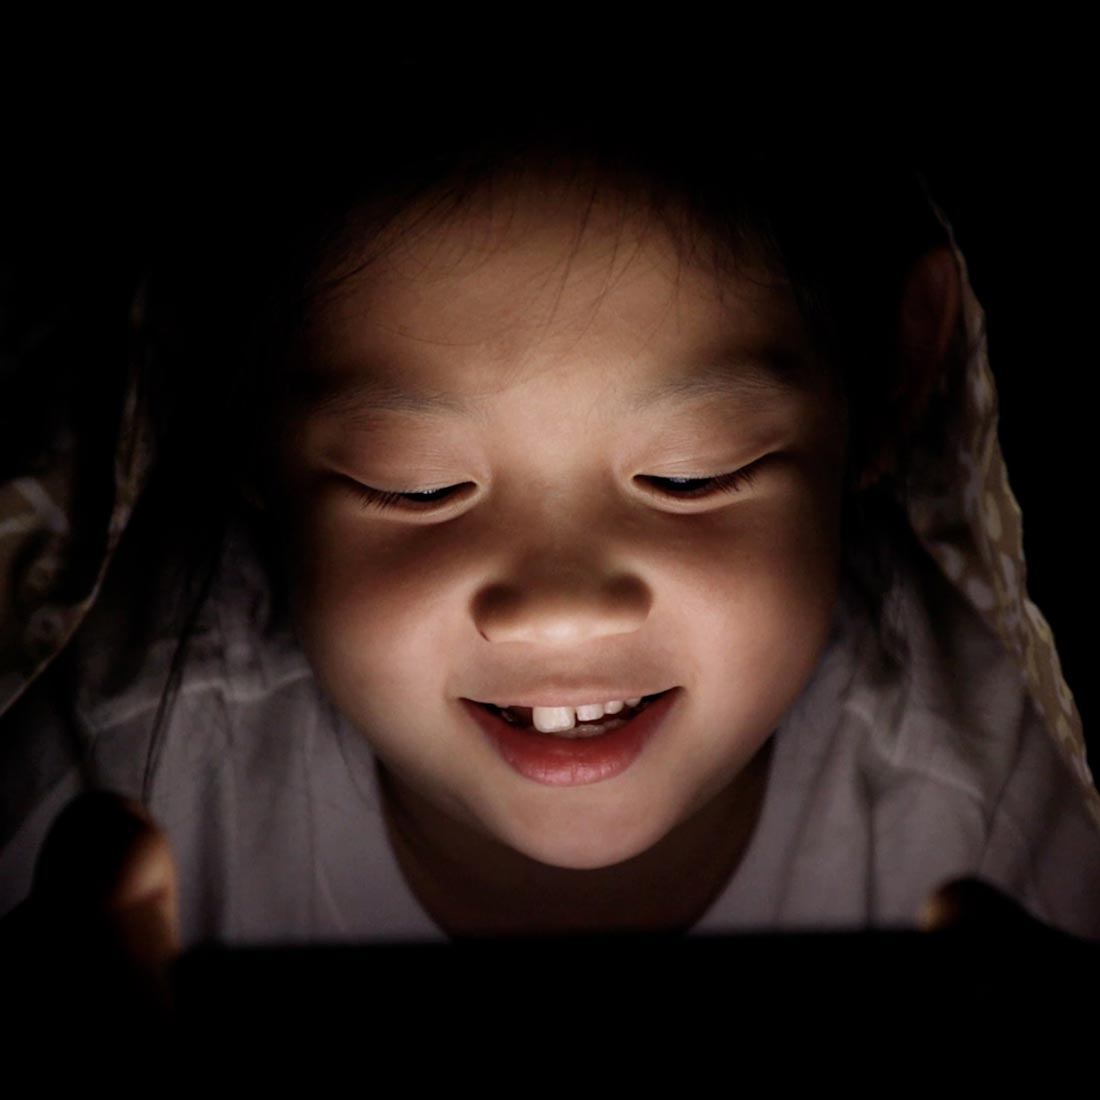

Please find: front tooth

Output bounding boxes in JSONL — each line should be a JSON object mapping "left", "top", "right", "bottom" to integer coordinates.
{"left": 603, "top": 700, "right": 624, "bottom": 714}
{"left": 575, "top": 703, "right": 606, "bottom": 721}
{"left": 533, "top": 706, "right": 576, "bottom": 733}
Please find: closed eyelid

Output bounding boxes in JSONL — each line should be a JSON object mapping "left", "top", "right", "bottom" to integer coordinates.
{"left": 342, "top": 454, "right": 769, "bottom": 518}
{"left": 344, "top": 478, "right": 473, "bottom": 514}
{"left": 637, "top": 460, "right": 766, "bottom": 499}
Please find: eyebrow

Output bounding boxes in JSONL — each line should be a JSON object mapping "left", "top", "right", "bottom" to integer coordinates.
{"left": 299, "top": 374, "right": 473, "bottom": 419}
{"left": 296, "top": 348, "right": 810, "bottom": 425}
{"left": 624, "top": 348, "right": 810, "bottom": 414}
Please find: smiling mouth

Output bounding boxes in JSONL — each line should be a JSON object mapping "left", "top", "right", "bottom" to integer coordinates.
{"left": 475, "top": 691, "right": 670, "bottom": 739}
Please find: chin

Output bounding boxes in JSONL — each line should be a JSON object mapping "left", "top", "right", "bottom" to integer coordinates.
{"left": 495, "top": 805, "right": 675, "bottom": 871}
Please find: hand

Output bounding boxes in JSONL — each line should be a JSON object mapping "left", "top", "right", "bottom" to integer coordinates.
{"left": 1, "top": 791, "right": 182, "bottom": 1040}
{"left": 919, "top": 876, "right": 1068, "bottom": 936}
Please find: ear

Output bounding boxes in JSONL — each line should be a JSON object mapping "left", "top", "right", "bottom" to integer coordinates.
{"left": 859, "top": 246, "right": 962, "bottom": 490}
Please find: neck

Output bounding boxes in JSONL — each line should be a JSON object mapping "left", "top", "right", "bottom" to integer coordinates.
{"left": 378, "top": 741, "right": 773, "bottom": 939}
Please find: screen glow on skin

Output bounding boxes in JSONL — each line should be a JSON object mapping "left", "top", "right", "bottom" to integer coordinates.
{"left": 273, "top": 179, "right": 848, "bottom": 915}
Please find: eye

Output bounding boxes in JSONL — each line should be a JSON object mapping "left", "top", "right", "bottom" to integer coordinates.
{"left": 346, "top": 480, "right": 471, "bottom": 513}
{"left": 638, "top": 463, "right": 762, "bottom": 501}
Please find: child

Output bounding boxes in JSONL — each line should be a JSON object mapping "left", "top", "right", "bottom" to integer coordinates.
{"left": 2, "top": 90, "right": 1100, "bottom": 948}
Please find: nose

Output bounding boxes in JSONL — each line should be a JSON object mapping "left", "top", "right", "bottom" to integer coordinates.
{"left": 470, "top": 553, "right": 652, "bottom": 646}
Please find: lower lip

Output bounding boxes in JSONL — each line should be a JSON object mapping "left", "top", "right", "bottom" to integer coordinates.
{"left": 462, "top": 690, "right": 680, "bottom": 787}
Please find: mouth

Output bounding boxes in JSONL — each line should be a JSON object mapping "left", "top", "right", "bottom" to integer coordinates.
{"left": 463, "top": 688, "right": 680, "bottom": 787}
{"left": 474, "top": 692, "right": 670, "bottom": 739}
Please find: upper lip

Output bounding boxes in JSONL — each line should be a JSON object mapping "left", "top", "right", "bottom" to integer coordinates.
{"left": 465, "top": 686, "right": 677, "bottom": 708}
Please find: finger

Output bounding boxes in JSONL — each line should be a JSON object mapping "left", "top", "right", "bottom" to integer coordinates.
{"left": 919, "top": 876, "right": 1052, "bottom": 934}
{"left": 30, "top": 790, "right": 181, "bottom": 1014}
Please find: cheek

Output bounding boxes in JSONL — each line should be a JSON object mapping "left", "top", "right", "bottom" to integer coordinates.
{"left": 281, "top": 501, "right": 478, "bottom": 697}
{"left": 659, "top": 487, "right": 843, "bottom": 727}
{"left": 662, "top": 469, "right": 843, "bottom": 609}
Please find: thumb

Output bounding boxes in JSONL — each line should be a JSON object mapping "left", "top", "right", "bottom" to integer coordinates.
{"left": 30, "top": 790, "right": 182, "bottom": 1016}
{"left": 918, "top": 876, "right": 1055, "bottom": 935}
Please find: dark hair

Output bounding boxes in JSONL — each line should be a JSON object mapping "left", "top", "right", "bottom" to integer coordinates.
{"left": 124, "top": 89, "right": 953, "bottom": 795}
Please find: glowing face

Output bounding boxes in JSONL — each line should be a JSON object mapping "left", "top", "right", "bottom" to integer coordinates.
{"left": 276, "top": 185, "right": 848, "bottom": 872}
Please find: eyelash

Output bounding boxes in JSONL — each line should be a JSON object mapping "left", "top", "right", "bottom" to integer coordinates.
{"left": 348, "top": 463, "right": 762, "bottom": 514}
{"left": 349, "top": 483, "right": 468, "bottom": 513}
{"left": 639, "top": 466, "right": 761, "bottom": 499}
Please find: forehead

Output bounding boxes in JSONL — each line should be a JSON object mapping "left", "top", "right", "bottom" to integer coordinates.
{"left": 294, "top": 181, "right": 826, "bottom": 419}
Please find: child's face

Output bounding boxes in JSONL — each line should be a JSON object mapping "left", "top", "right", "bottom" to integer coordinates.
{"left": 277, "top": 183, "right": 848, "bottom": 870}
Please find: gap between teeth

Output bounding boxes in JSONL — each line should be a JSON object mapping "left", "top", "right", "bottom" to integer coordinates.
{"left": 503, "top": 698, "right": 646, "bottom": 733}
